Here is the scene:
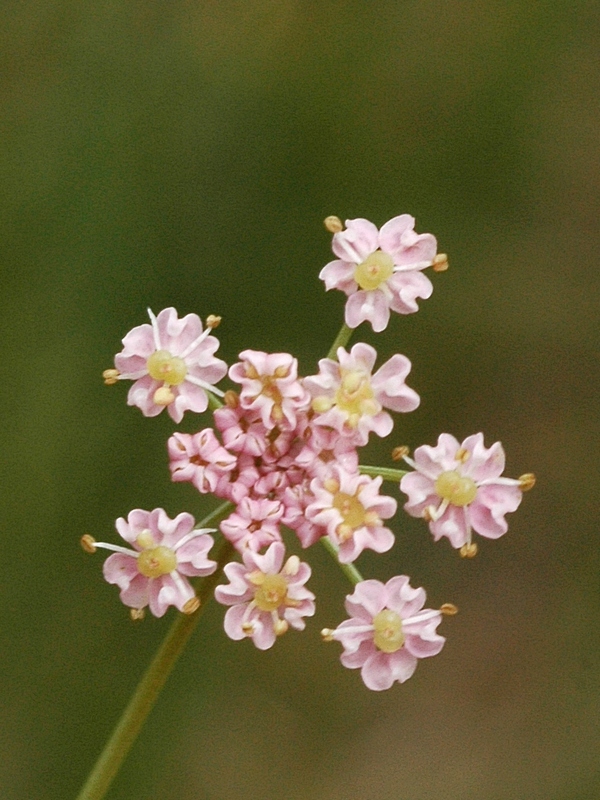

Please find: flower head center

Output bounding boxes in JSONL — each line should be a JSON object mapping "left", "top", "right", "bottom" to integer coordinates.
{"left": 434, "top": 470, "right": 478, "bottom": 506}
{"left": 137, "top": 545, "right": 177, "bottom": 578}
{"left": 373, "top": 609, "right": 405, "bottom": 653}
{"left": 253, "top": 574, "right": 288, "bottom": 612}
{"left": 334, "top": 370, "right": 378, "bottom": 418}
{"left": 332, "top": 491, "right": 365, "bottom": 529}
{"left": 147, "top": 350, "right": 187, "bottom": 385}
{"left": 354, "top": 250, "right": 394, "bottom": 291}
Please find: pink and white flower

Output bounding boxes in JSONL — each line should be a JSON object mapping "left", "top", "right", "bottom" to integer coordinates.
{"left": 306, "top": 465, "right": 396, "bottom": 563}
{"left": 90, "top": 508, "right": 217, "bottom": 617}
{"left": 168, "top": 429, "right": 238, "bottom": 493}
{"left": 229, "top": 350, "right": 310, "bottom": 431}
{"left": 215, "top": 542, "right": 315, "bottom": 649}
{"left": 322, "top": 577, "right": 446, "bottom": 691}
{"left": 108, "top": 307, "right": 227, "bottom": 423}
{"left": 220, "top": 497, "right": 283, "bottom": 552}
{"left": 400, "top": 433, "right": 529, "bottom": 553}
{"left": 320, "top": 216, "right": 443, "bottom": 332}
{"left": 304, "top": 343, "right": 419, "bottom": 445}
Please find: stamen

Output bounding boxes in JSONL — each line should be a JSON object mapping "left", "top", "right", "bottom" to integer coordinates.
{"left": 153, "top": 386, "right": 175, "bottom": 406}
{"left": 440, "top": 603, "right": 458, "bottom": 616}
{"left": 432, "top": 253, "right": 449, "bottom": 272}
{"left": 147, "top": 308, "right": 162, "bottom": 351}
{"left": 102, "top": 369, "right": 120, "bottom": 385}
{"left": 519, "top": 473, "right": 536, "bottom": 491}
{"left": 172, "top": 527, "right": 216, "bottom": 551}
{"left": 179, "top": 325, "right": 214, "bottom": 360}
{"left": 130, "top": 608, "right": 145, "bottom": 621}
{"left": 184, "top": 374, "right": 226, "bottom": 396}
{"left": 460, "top": 542, "right": 478, "bottom": 558}
{"left": 272, "top": 614, "right": 288, "bottom": 636}
{"left": 205, "top": 314, "right": 221, "bottom": 329}
{"left": 324, "top": 215, "right": 344, "bottom": 233}
{"left": 391, "top": 445, "right": 410, "bottom": 461}
{"left": 283, "top": 555, "right": 300, "bottom": 576}
{"left": 224, "top": 390, "right": 240, "bottom": 408}
{"left": 88, "top": 540, "right": 139, "bottom": 558}
{"left": 183, "top": 597, "right": 200, "bottom": 615}
{"left": 80, "top": 534, "right": 97, "bottom": 553}
{"left": 455, "top": 447, "right": 470, "bottom": 463}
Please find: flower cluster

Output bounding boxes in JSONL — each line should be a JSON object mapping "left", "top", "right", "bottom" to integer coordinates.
{"left": 85, "top": 213, "right": 534, "bottom": 690}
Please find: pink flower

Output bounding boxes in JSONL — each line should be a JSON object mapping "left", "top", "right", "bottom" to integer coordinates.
{"left": 214, "top": 542, "right": 315, "bottom": 649}
{"left": 91, "top": 508, "right": 217, "bottom": 617}
{"left": 220, "top": 497, "right": 283, "bottom": 552}
{"left": 168, "top": 429, "right": 237, "bottom": 493}
{"left": 400, "top": 433, "right": 529, "bottom": 554}
{"left": 323, "top": 577, "right": 446, "bottom": 691}
{"left": 109, "top": 308, "right": 227, "bottom": 423}
{"left": 320, "top": 216, "right": 442, "bottom": 332}
{"left": 229, "top": 351, "right": 310, "bottom": 431}
{"left": 304, "top": 343, "right": 419, "bottom": 445}
{"left": 306, "top": 465, "right": 397, "bottom": 563}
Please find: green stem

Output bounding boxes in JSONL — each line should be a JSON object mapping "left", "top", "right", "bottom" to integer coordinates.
{"left": 207, "top": 390, "right": 224, "bottom": 411}
{"left": 76, "top": 502, "right": 234, "bottom": 800}
{"left": 359, "top": 464, "right": 408, "bottom": 482}
{"left": 326, "top": 323, "right": 354, "bottom": 361}
{"left": 320, "top": 536, "right": 363, "bottom": 586}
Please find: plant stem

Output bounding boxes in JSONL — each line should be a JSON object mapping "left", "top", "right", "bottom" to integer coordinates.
{"left": 359, "top": 464, "right": 408, "bottom": 482}
{"left": 76, "top": 502, "right": 233, "bottom": 800}
{"left": 326, "top": 323, "right": 353, "bottom": 360}
{"left": 320, "top": 536, "right": 363, "bottom": 586}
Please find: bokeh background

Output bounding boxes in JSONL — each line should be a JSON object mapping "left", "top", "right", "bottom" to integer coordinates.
{"left": 1, "top": 1, "right": 599, "bottom": 798}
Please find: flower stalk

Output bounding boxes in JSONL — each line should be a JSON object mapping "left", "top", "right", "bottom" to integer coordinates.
{"left": 77, "top": 503, "right": 233, "bottom": 800}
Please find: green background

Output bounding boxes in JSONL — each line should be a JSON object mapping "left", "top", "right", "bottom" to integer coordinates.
{"left": 2, "top": 1, "right": 598, "bottom": 798}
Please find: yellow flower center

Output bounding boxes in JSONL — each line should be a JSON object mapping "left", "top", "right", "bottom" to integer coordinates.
{"left": 434, "top": 470, "right": 478, "bottom": 506}
{"left": 373, "top": 609, "right": 405, "bottom": 653}
{"left": 137, "top": 545, "right": 177, "bottom": 578}
{"left": 334, "top": 369, "right": 379, "bottom": 422}
{"left": 253, "top": 574, "right": 289, "bottom": 612}
{"left": 332, "top": 491, "right": 366, "bottom": 529}
{"left": 354, "top": 251, "right": 394, "bottom": 291}
{"left": 146, "top": 350, "right": 187, "bottom": 385}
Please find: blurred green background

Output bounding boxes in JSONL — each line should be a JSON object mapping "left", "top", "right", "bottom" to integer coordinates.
{"left": 1, "top": 1, "right": 599, "bottom": 798}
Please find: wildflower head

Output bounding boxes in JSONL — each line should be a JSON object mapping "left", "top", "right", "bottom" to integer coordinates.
{"left": 105, "top": 308, "right": 227, "bottom": 422}
{"left": 320, "top": 215, "right": 442, "bottom": 331}
{"left": 322, "top": 576, "right": 449, "bottom": 690}
{"left": 400, "top": 433, "right": 533, "bottom": 551}
{"left": 214, "top": 542, "right": 315, "bottom": 650}
{"left": 84, "top": 509, "right": 217, "bottom": 617}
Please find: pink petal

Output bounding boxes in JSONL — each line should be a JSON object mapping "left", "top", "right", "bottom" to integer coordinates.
{"left": 319, "top": 260, "right": 357, "bottom": 293}
{"left": 332, "top": 218, "right": 379, "bottom": 262}
{"left": 345, "top": 580, "right": 387, "bottom": 619}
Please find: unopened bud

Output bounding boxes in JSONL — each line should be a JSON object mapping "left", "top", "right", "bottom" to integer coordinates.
{"left": 440, "top": 603, "right": 458, "bottom": 616}
{"left": 324, "top": 215, "right": 344, "bottom": 233}
{"left": 392, "top": 445, "right": 409, "bottom": 461}
{"left": 183, "top": 597, "right": 200, "bottom": 615}
{"left": 206, "top": 314, "right": 221, "bottom": 329}
{"left": 80, "top": 534, "right": 97, "bottom": 554}
{"left": 519, "top": 473, "right": 536, "bottom": 491}
{"left": 102, "top": 368, "right": 120, "bottom": 385}
{"left": 130, "top": 608, "right": 145, "bottom": 621}
{"left": 460, "top": 542, "right": 478, "bottom": 558}
{"left": 432, "top": 253, "right": 449, "bottom": 272}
